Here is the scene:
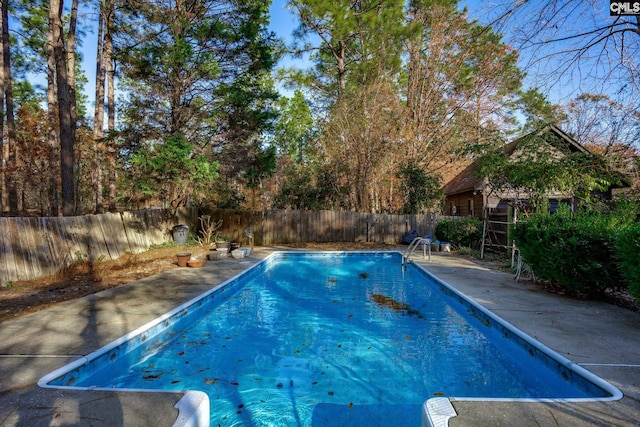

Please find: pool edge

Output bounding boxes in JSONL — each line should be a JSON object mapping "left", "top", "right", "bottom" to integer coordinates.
{"left": 408, "top": 256, "right": 624, "bottom": 403}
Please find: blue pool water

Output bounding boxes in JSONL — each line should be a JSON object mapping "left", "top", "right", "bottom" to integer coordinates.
{"left": 42, "top": 252, "right": 618, "bottom": 426}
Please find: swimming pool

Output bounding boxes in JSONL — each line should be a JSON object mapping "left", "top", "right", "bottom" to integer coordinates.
{"left": 39, "top": 252, "right": 621, "bottom": 426}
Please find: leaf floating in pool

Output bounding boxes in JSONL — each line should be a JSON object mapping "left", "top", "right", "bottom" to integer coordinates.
{"left": 312, "top": 381, "right": 318, "bottom": 385}
{"left": 172, "top": 380, "right": 180, "bottom": 384}
{"left": 348, "top": 403, "right": 353, "bottom": 408}
{"left": 328, "top": 391, "right": 334, "bottom": 396}
{"left": 405, "top": 335, "right": 410, "bottom": 339}
{"left": 238, "top": 404, "right": 244, "bottom": 409}
{"left": 359, "top": 272, "right": 368, "bottom": 279}
{"left": 370, "top": 293, "right": 424, "bottom": 318}
{"left": 204, "top": 378, "right": 219, "bottom": 385}
{"left": 230, "top": 381, "right": 239, "bottom": 386}
{"left": 433, "top": 392, "right": 445, "bottom": 396}
{"left": 142, "top": 373, "right": 164, "bottom": 381}
{"left": 347, "top": 314, "right": 353, "bottom": 318}
{"left": 178, "top": 351, "right": 185, "bottom": 356}
{"left": 277, "top": 382, "right": 283, "bottom": 388}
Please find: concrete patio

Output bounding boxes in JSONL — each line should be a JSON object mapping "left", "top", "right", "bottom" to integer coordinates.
{"left": 0, "top": 247, "right": 638, "bottom": 426}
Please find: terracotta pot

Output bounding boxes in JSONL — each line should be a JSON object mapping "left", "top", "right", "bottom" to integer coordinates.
{"left": 176, "top": 253, "right": 191, "bottom": 267}
{"left": 187, "top": 258, "right": 206, "bottom": 268}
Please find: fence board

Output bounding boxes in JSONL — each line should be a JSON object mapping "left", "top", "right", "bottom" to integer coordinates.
{"left": 18, "top": 217, "right": 42, "bottom": 279}
{"left": 0, "top": 219, "right": 17, "bottom": 282}
{"left": 98, "top": 213, "right": 127, "bottom": 259}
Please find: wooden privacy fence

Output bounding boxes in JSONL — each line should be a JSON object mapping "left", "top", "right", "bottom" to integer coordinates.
{"left": 202, "top": 209, "right": 442, "bottom": 246}
{"left": 1, "top": 208, "right": 451, "bottom": 284}
{"left": 0, "top": 208, "right": 196, "bottom": 284}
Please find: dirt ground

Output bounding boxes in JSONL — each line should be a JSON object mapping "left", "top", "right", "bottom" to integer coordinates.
{"left": 1, "top": 242, "right": 636, "bottom": 323}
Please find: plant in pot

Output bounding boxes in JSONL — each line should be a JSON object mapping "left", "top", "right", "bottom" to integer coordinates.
{"left": 195, "top": 215, "right": 226, "bottom": 259}
{"left": 214, "top": 236, "right": 230, "bottom": 255}
{"left": 196, "top": 215, "right": 223, "bottom": 248}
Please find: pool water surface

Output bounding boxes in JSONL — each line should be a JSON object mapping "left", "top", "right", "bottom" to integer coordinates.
{"left": 40, "top": 252, "right": 620, "bottom": 426}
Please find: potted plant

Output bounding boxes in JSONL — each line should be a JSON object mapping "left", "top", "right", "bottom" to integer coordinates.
{"left": 196, "top": 215, "right": 223, "bottom": 248}
{"left": 214, "top": 236, "right": 230, "bottom": 254}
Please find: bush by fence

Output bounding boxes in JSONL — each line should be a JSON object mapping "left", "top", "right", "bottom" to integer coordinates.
{"left": 434, "top": 218, "right": 483, "bottom": 248}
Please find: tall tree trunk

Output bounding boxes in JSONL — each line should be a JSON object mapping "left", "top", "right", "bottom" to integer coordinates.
{"left": 0, "top": 0, "right": 6, "bottom": 214}
{"left": 50, "top": 0, "right": 75, "bottom": 216}
{"left": 1, "top": 0, "right": 17, "bottom": 215}
{"left": 67, "top": 0, "right": 79, "bottom": 212}
{"left": 105, "top": 0, "right": 116, "bottom": 212}
{"left": 47, "top": 0, "right": 59, "bottom": 216}
{"left": 336, "top": 40, "right": 345, "bottom": 98}
{"left": 67, "top": 0, "right": 77, "bottom": 129}
{"left": 93, "top": 5, "right": 105, "bottom": 214}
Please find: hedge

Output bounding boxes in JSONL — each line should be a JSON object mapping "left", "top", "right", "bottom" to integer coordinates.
{"left": 511, "top": 208, "right": 631, "bottom": 298}
{"left": 615, "top": 223, "right": 640, "bottom": 299}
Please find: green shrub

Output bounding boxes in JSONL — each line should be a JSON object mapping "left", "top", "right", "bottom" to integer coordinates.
{"left": 615, "top": 223, "right": 640, "bottom": 300}
{"left": 435, "top": 218, "right": 483, "bottom": 247}
{"left": 511, "top": 208, "right": 625, "bottom": 298}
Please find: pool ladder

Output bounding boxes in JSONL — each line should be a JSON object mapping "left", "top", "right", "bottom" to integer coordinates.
{"left": 402, "top": 237, "right": 432, "bottom": 266}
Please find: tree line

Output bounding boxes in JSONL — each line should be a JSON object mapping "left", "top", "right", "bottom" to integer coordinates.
{"left": 0, "top": 0, "right": 638, "bottom": 217}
